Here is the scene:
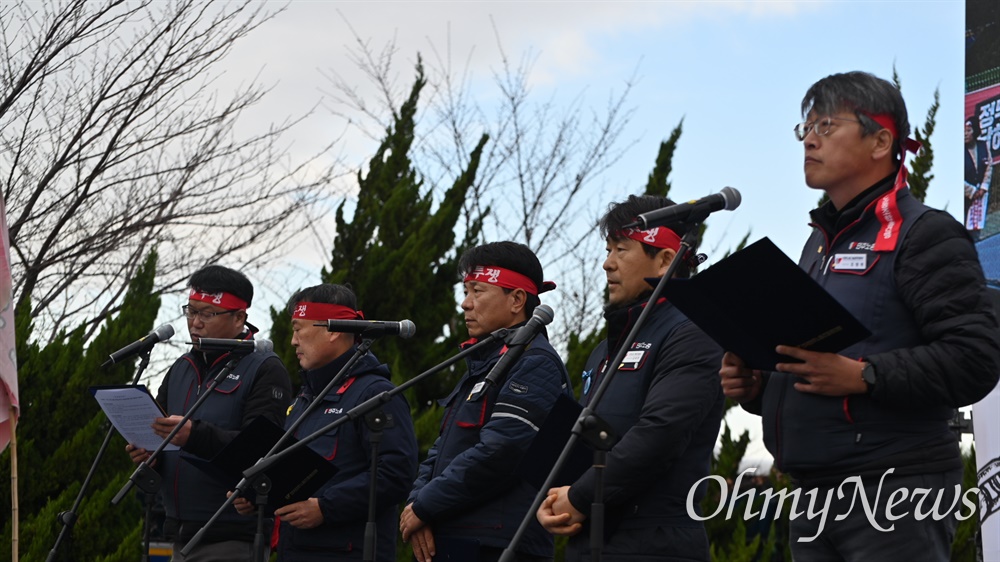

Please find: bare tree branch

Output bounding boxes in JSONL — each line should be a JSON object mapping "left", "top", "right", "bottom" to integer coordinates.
{"left": 1, "top": 0, "right": 342, "bottom": 342}
{"left": 324, "top": 18, "right": 640, "bottom": 349}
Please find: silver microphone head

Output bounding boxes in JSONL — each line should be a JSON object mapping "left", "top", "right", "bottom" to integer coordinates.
{"left": 533, "top": 304, "right": 555, "bottom": 326}
{"left": 153, "top": 324, "right": 175, "bottom": 341}
{"left": 720, "top": 186, "right": 742, "bottom": 211}
{"left": 398, "top": 320, "right": 416, "bottom": 339}
{"left": 255, "top": 339, "right": 274, "bottom": 353}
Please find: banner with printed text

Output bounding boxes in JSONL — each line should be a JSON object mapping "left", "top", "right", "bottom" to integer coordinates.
{"left": 0, "top": 193, "right": 18, "bottom": 453}
{"left": 966, "top": 3, "right": 1000, "bottom": 560}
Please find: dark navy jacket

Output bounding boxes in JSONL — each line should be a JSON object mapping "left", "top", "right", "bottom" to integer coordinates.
{"left": 277, "top": 348, "right": 417, "bottom": 561}
{"left": 408, "top": 329, "right": 570, "bottom": 557}
{"left": 566, "top": 297, "right": 724, "bottom": 561}
{"left": 758, "top": 175, "right": 1000, "bottom": 482}
{"left": 966, "top": 139, "right": 991, "bottom": 188}
{"left": 158, "top": 343, "right": 291, "bottom": 542}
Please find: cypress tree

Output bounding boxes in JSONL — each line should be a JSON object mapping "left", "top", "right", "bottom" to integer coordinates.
{"left": 270, "top": 58, "right": 488, "bottom": 410}
{"left": 0, "top": 252, "right": 161, "bottom": 561}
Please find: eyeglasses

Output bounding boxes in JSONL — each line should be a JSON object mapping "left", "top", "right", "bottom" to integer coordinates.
{"left": 181, "top": 305, "right": 240, "bottom": 322}
{"left": 793, "top": 116, "right": 862, "bottom": 141}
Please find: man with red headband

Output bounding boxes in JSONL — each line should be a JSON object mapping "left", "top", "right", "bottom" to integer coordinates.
{"left": 126, "top": 265, "right": 292, "bottom": 560}
{"left": 536, "top": 195, "right": 725, "bottom": 560}
{"left": 401, "top": 241, "right": 571, "bottom": 562}
{"left": 235, "top": 283, "right": 417, "bottom": 561}
{"left": 720, "top": 71, "right": 1000, "bottom": 560}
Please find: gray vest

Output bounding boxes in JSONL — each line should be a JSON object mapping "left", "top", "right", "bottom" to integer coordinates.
{"left": 160, "top": 350, "right": 272, "bottom": 522}
{"left": 763, "top": 187, "right": 954, "bottom": 477}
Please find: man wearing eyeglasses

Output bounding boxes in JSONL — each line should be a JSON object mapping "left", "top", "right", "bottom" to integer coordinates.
{"left": 720, "top": 71, "right": 1000, "bottom": 560}
{"left": 126, "top": 265, "right": 292, "bottom": 560}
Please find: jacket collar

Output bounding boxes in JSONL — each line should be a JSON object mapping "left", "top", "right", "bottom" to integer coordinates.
{"left": 302, "top": 346, "right": 386, "bottom": 398}
{"left": 810, "top": 171, "right": 897, "bottom": 235}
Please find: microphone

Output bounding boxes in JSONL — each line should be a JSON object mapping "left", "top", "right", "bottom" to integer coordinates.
{"left": 625, "top": 187, "right": 741, "bottom": 229}
{"left": 102, "top": 324, "right": 175, "bottom": 368}
{"left": 192, "top": 338, "right": 273, "bottom": 354}
{"left": 478, "top": 305, "right": 555, "bottom": 392}
{"left": 317, "top": 319, "right": 417, "bottom": 339}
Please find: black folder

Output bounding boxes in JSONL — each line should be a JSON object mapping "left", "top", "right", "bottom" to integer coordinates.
{"left": 182, "top": 416, "right": 337, "bottom": 513}
{"left": 663, "top": 237, "right": 871, "bottom": 370}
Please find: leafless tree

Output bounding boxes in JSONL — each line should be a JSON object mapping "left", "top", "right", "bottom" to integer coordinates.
{"left": 323, "top": 17, "right": 640, "bottom": 345}
{"left": 0, "top": 0, "right": 338, "bottom": 343}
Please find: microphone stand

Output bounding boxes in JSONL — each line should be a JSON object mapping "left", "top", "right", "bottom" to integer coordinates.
{"left": 46, "top": 348, "right": 156, "bottom": 562}
{"left": 237, "top": 328, "right": 513, "bottom": 561}
{"left": 499, "top": 225, "right": 702, "bottom": 562}
{"left": 110, "top": 350, "right": 253, "bottom": 556}
{"left": 362, "top": 408, "right": 388, "bottom": 562}
{"left": 181, "top": 338, "right": 376, "bottom": 560}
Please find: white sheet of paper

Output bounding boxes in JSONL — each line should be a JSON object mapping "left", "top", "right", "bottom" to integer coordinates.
{"left": 92, "top": 386, "right": 179, "bottom": 451}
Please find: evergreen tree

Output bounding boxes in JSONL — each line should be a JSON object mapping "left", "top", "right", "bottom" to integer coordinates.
{"left": 0, "top": 252, "right": 161, "bottom": 561}
{"left": 645, "top": 120, "right": 684, "bottom": 198}
{"left": 269, "top": 59, "right": 487, "bottom": 412}
{"left": 906, "top": 88, "right": 939, "bottom": 203}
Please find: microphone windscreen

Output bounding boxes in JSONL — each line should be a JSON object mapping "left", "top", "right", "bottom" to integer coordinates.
{"left": 153, "top": 324, "right": 175, "bottom": 341}
{"left": 398, "top": 320, "right": 416, "bottom": 339}
{"left": 534, "top": 304, "right": 555, "bottom": 326}
{"left": 721, "top": 186, "right": 742, "bottom": 211}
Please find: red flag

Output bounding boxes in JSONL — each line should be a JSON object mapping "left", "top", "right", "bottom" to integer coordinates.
{"left": 0, "top": 193, "right": 18, "bottom": 453}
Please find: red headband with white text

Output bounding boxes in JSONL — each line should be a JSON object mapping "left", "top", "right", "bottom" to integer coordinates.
{"left": 292, "top": 302, "right": 361, "bottom": 321}
{"left": 463, "top": 266, "right": 556, "bottom": 296}
{"left": 620, "top": 226, "right": 682, "bottom": 251}
{"left": 189, "top": 288, "right": 248, "bottom": 310}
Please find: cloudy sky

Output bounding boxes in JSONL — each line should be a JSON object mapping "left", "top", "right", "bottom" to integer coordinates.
{"left": 190, "top": 0, "right": 968, "bottom": 464}
{"left": 224, "top": 0, "right": 963, "bottom": 258}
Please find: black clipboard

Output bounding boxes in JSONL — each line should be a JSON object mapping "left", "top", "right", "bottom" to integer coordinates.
{"left": 182, "top": 416, "right": 337, "bottom": 513}
{"left": 663, "top": 237, "right": 871, "bottom": 370}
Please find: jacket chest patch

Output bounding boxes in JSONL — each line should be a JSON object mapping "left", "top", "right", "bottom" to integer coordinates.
{"left": 831, "top": 253, "right": 867, "bottom": 271}
{"left": 468, "top": 380, "right": 485, "bottom": 400}
{"left": 619, "top": 349, "right": 647, "bottom": 371}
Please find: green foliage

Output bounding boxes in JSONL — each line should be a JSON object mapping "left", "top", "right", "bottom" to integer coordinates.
{"left": 564, "top": 327, "right": 605, "bottom": 396}
{"left": 94, "top": 523, "right": 143, "bottom": 562}
{"left": 907, "top": 87, "right": 939, "bottom": 203}
{"left": 268, "top": 307, "right": 302, "bottom": 391}
{"left": 645, "top": 119, "right": 684, "bottom": 197}
{"left": 411, "top": 405, "right": 444, "bottom": 458}
{"left": 270, "top": 60, "right": 488, "bottom": 412}
{"left": 703, "top": 416, "right": 790, "bottom": 562}
{"left": 0, "top": 252, "right": 161, "bottom": 561}
{"left": 951, "top": 446, "right": 980, "bottom": 562}
{"left": 268, "top": 60, "right": 491, "bottom": 562}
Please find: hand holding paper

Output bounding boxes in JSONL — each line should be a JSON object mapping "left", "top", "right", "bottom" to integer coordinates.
{"left": 91, "top": 386, "right": 178, "bottom": 451}
{"left": 151, "top": 415, "right": 192, "bottom": 447}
